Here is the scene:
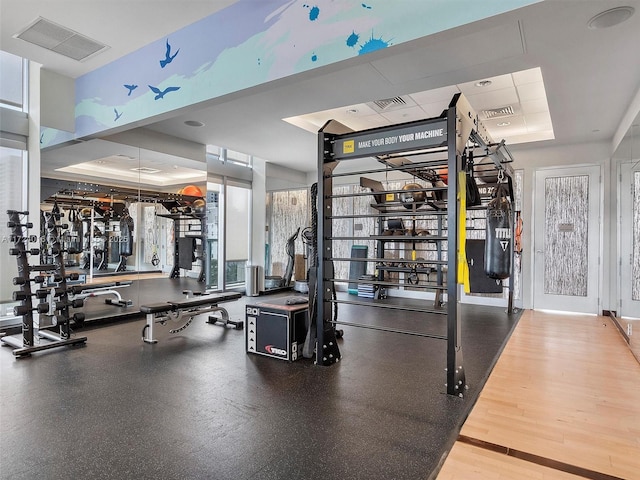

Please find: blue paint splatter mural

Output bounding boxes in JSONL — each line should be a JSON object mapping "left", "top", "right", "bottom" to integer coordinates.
{"left": 71, "top": 0, "right": 540, "bottom": 142}
{"left": 309, "top": 5, "right": 320, "bottom": 21}
{"left": 358, "top": 32, "right": 390, "bottom": 55}
{"left": 346, "top": 31, "right": 359, "bottom": 48}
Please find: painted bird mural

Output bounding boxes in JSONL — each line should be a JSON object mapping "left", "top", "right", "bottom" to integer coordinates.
{"left": 148, "top": 84, "right": 180, "bottom": 100}
{"left": 124, "top": 84, "right": 138, "bottom": 96}
{"left": 114, "top": 108, "right": 123, "bottom": 121}
{"left": 160, "top": 39, "right": 179, "bottom": 68}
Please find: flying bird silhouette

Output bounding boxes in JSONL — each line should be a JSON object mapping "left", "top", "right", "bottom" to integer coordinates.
{"left": 148, "top": 84, "right": 180, "bottom": 100}
{"left": 114, "top": 108, "right": 123, "bottom": 121}
{"left": 160, "top": 39, "right": 179, "bottom": 68}
{"left": 124, "top": 84, "right": 138, "bottom": 96}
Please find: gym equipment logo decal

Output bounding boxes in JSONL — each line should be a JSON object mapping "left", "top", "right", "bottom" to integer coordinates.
{"left": 343, "top": 140, "right": 355, "bottom": 154}
{"left": 265, "top": 345, "right": 287, "bottom": 356}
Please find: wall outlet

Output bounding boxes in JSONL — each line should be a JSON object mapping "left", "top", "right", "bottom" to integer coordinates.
{"left": 627, "top": 323, "right": 632, "bottom": 336}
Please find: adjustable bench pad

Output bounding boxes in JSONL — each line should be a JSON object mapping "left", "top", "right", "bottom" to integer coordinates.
{"left": 169, "top": 292, "right": 242, "bottom": 310}
{"left": 140, "top": 302, "right": 174, "bottom": 314}
{"left": 140, "top": 292, "right": 241, "bottom": 314}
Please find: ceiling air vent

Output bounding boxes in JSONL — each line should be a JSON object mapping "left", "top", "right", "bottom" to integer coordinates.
{"left": 481, "top": 105, "right": 515, "bottom": 120}
{"left": 14, "top": 17, "right": 108, "bottom": 61}
{"left": 368, "top": 95, "right": 415, "bottom": 112}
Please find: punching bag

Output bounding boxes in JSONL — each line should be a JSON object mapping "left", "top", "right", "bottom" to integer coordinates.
{"left": 119, "top": 210, "right": 134, "bottom": 257}
{"left": 484, "top": 183, "right": 512, "bottom": 279}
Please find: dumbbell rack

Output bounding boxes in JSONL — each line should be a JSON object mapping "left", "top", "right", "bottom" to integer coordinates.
{"left": 1, "top": 209, "right": 87, "bottom": 358}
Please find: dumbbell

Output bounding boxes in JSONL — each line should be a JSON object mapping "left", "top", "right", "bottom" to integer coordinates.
{"left": 7, "top": 220, "right": 33, "bottom": 229}
{"left": 45, "top": 223, "right": 68, "bottom": 230}
{"left": 6, "top": 209, "right": 29, "bottom": 215}
{"left": 35, "top": 288, "right": 51, "bottom": 300}
{"left": 72, "top": 313, "right": 85, "bottom": 327}
{"left": 14, "top": 303, "right": 50, "bottom": 316}
{"left": 55, "top": 299, "right": 84, "bottom": 310}
{"left": 9, "top": 247, "right": 40, "bottom": 256}
{"left": 12, "top": 291, "right": 33, "bottom": 301}
{"left": 35, "top": 287, "right": 67, "bottom": 299}
{"left": 13, "top": 275, "right": 45, "bottom": 285}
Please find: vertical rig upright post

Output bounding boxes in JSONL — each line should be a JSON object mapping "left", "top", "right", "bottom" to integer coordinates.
{"left": 315, "top": 128, "right": 341, "bottom": 366}
{"left": 446, "top": 105, "right": 465, "bottom": 396}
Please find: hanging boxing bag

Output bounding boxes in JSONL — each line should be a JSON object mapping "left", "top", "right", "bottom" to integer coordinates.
{"left": 119, "top": 212, "right": 134, "bottom": 257}
{"left": 484, "top": 183, "right": 512, "bottom": 279}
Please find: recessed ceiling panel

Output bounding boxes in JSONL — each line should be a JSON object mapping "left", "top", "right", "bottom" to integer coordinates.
{"left": 283, "top": 67, "right": 553, "bottom": 146}
{"left": 466, "top": 88, "right": 520, "bottom": 111}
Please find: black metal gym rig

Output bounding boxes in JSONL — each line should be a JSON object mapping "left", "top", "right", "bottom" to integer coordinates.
{"left": 315, "top": 93, "right": 515, "bottom": 397}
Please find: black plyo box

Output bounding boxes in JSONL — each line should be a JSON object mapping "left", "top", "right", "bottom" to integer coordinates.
{"left": 245, "top": 297, "right": 308, "bottom": 361}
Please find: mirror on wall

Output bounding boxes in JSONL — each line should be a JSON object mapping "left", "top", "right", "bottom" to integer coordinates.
{"left": 613, "top": 113, "right": 640, "bottom": 362}
{"left": 9, "top": 140, "right": 209, "bottom": 332}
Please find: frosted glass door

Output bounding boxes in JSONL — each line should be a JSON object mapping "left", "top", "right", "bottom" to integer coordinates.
{"left": 533, "top": 166, "right": 601, "bottom": 313}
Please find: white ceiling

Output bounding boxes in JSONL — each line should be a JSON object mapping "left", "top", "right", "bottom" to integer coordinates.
{"left": 2, "top": 0, "right": 640, "bottom": 179}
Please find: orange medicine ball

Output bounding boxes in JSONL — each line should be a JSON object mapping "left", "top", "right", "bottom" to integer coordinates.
{"left": 181, "top": 185, "right": 203, "bottom": 197}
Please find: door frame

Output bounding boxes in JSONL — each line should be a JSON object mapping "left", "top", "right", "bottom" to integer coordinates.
{"left": 532, "top": 165, "right": 603, "bottom": 314}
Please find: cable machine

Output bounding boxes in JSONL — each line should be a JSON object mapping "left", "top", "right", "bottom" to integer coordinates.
{"left": 315, "top": 93, "right": 515, "bottom": 396}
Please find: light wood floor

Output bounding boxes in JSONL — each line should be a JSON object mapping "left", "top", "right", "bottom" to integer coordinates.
{"left": 436, "top": 310, "right": 640, "bottom": 480}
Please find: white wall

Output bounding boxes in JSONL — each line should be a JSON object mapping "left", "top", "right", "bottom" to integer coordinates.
{"left": 40, "top": 69, "right": 74, "bottom": 132}
{"left": 265, "top": 163, "right": 307, "bottom": 190}
{"left": 250, "top": 157, "right": 267, "bottom": 291}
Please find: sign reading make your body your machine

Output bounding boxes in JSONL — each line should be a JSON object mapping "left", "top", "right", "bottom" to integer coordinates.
{"left": 333, "top": 120, "right": 448, "bottom": 160}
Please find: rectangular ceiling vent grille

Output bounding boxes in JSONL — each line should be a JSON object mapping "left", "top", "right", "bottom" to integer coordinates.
{"left": 15, "top": 17, "right": 108, "bottom": 61}
{"left": 131, "top": 167, "right": 161, "bottom": 174}
{"left": 482, "top": 105, "right": 515, "bottom": 119}
{"left": 369, "top": 96, "right": 415, "bottom": 112}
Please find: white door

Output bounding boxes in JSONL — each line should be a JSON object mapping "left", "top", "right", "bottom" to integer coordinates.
{"left": 619, "top": 162, "right": 640, "bottom": 319}
{"left": 533, "top": 166, "right": 601, "bottom": 313}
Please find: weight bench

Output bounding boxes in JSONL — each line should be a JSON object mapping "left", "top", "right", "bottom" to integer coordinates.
{"left": 69, "top": 281, "right": 133, "bottom": 307}
{"left": 140, "top": 292, "right": 242, "bottom": 344}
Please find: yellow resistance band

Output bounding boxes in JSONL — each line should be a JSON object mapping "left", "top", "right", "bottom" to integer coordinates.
{"left": 457, "top": 171, "right": 470, "bottom": 294}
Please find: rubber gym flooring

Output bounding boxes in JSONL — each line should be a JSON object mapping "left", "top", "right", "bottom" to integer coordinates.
{"left": 0, "top": 278, "right": 520, "bottom": 480}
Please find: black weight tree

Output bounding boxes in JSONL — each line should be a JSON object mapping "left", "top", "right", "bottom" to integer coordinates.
{"left": 1, "top": 208, "right": 86, "bottom": 358}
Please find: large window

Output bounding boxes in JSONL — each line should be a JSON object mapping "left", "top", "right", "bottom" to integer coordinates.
{"left": 0, "top": 50, "right": 26, "bottom": 110}
{"left": 0, "top": 147, "right": 27, "bottom": 309}
{"left": 225, "top": 184, "right": 250, "bottom": 287}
